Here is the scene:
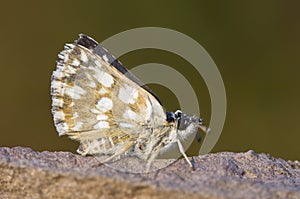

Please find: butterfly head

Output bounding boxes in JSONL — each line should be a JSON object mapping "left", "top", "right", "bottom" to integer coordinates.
{"left": 166, "top": 110, "right": 210, "bottom": 136}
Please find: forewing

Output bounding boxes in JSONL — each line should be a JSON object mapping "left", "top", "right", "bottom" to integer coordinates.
{"left": 76, "top": 34, "right": 163, "bottom": 105}
{"left": 50, "top": 37, "right": 166, "bottom": 155}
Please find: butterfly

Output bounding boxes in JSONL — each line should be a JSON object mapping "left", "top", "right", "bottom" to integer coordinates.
{"left": 50, "top": 34, "right": 210, "bottom": 171}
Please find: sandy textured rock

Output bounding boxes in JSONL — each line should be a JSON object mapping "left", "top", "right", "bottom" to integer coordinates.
{"left": 0, "top": 147, "right": 299, "bottom": 199}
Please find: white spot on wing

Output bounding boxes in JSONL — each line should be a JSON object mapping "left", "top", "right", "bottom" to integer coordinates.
{"left": 71, "top": 59, "right": 80, "bottom": 67}
{"left": 52, "top": 70, "right": 64, "bottom": 79}
{"left": 93, "top": 69, "right": 114, "bottom": 88}
{"left": 66, "top": 65, "right": 76, "bottom": 74}
{"left": 91, "top": 108, "right": 101, "bottom": 114}
{"left": 145, "top": 99, "right": 152, "bottom": 120}
{"left": 54, "top": 111, "right": 65, "bottom": 120}
{"left": 65, "top": 85, "right": 86, "bottom": 99}
{"left": 102, "top": 54, "right": 109, "bottom": 62}
{"left": 96, "top": 114, "right": 108, "bottom": 120}
{"left": 81, "top": 51, "right": 88, "bottom": 62}
{"left": 56, "top": 122, "right": 69, "bottom": 135}
{"left": 51, "top": 81, "right": 66, "bottom": 92}
{"left": 65, "top": 44, "right": 74, "bottom": 49}
{"left": 71, "top": 122, "right": 83, "bottom": 131}
{"left": 58, "top": 52, "right": 66, "bottom": 60}
{"left": 118, "top": 84, "right": 139, "bottom": 104}
{"left": 89, "top": 81, "right": 96, "bottom": 88}
{"left": 93, "top": 121, "right": 109, "bottom": 129}
{"left": 96, "top": 97, "right": 113, "bottom": 112}
{"left": 119, "top": 123, "right": 136, "bottom": 128}
{"left": 123, "top": 109, "right": 138, "bottom": 120}
{"left": 52, "top": 98, "right": 64, "bottom": 107}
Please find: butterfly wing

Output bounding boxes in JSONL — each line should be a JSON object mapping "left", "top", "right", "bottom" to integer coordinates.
{"left": 76, "top": 34, "right": 163, "bottom": 105}
{"left": 50, "top": 35, "right": 166, "bottom": 156}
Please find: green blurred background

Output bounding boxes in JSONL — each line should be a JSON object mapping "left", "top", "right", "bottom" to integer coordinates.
{"left": 1, "top": 1, "right": 299, "bottom": 160}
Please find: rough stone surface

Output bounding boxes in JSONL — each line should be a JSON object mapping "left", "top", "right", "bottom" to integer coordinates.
{"left": 0, "top": 147, "right": 299, "bottom": 199}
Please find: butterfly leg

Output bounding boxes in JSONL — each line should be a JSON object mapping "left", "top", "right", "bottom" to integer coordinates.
{"left": 177, "top": 139, "right": 193, "bottom": 169}
{"left": 99, "top": 141, "right": 135, "bottom": 164}
{"left": 146, "top": 152, "right": 159, "bottom": 173}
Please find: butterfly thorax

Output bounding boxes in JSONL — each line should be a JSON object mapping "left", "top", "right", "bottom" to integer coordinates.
{"left": 134, "top": 110, "right": 202, "bottom": 160}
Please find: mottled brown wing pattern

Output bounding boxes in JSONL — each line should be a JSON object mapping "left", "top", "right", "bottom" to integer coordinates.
{"left": 51, "top": 40, "right": 167, "bottom": 157}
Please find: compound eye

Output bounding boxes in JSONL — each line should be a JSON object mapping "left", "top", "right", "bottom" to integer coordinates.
{"left": 198, "top": 118, "right": 203, "bottom": 124}
{"left": 166, "top": 112, "right": 176, "bottom": 122}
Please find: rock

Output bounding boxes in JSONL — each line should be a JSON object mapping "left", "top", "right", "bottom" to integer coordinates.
{"left": 0, "top": 147, "right": 299, "bottom": 199}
